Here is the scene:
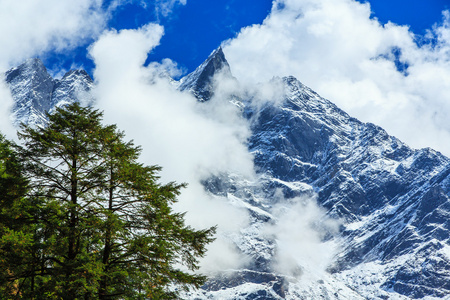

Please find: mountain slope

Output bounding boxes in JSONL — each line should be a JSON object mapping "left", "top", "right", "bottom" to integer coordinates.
{"left": 249, "top": 76, "right": 450, "bottom": 298}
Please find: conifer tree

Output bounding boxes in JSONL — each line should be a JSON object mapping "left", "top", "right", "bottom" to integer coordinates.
{"left": 19, "top": 105, "right": 108, "bottom": 298}
{"left": 15, "top": 103, "right": 215, "bottom": 299}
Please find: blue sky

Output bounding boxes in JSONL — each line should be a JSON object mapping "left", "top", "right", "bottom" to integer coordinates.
{"left": 40, "top": 0, "right": 450, "bottom": 78}
{"left": 360, "top": 0, "right": 449, "bottom": 34}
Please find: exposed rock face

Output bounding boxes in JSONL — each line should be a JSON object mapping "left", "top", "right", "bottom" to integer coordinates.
{"left": 5, "top": 58, "right": 55, "bottom": 126}
{"left": 49, "top": 69, "right": 94, "bottom": 114}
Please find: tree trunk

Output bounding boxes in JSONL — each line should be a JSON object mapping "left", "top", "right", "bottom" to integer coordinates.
{"left": 99, "top": 167, "right": 114, "bottom": 299}
{"left": 65, "top": 156, "right": 78, "bottom": 300}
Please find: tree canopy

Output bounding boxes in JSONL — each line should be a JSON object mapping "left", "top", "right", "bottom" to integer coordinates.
{"left": 0, "top": 103, "right": 215, "bottom": 299}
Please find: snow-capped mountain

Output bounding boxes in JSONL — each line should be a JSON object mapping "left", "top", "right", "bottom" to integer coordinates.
{"left": 176, "top": 49, "right": 450, "bottom": 299}
{"left": 5, "top": 58, "right": 94, "bottom": 127}
{"left": 4, "top": 50, "right": 450, "bottom": 299}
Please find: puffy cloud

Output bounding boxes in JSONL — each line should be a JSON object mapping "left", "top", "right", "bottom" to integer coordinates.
{"left": 0, "top": 0, "right": 108, "bottom": 70}
{"left": 90, "top": 24, "right": 254, "bottom": 183}
{"left": 223, "top": 0, "right": 450, "bottom": 156}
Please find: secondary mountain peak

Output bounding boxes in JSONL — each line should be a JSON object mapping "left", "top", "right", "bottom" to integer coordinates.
{"left": 4, "top": 60, "right": 93, "bottom": 127}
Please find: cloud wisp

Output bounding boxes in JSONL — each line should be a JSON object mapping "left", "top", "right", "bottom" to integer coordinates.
{"left": 0, "top": 80, "right": 16, "bottom": 138}
{"left": 265, "top": 195, "right": 340, "bottom": 279}
{"left": 223, "top": 0, "right": 450, "bottom": 156}
{"left": 154, "top": 0, "right": 187, "bottom": 18}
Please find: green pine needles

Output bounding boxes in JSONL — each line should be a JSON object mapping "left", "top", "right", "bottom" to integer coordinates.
{"left": 0, "top": 103, "right": 216, "bottom": 299}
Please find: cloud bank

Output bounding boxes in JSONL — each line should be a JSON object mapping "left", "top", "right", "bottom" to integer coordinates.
{"left": 89, "top": 23, "right": 253, "bottom": 272}
{"left": 223, "top": 0, "right": 450, "bottom": 156}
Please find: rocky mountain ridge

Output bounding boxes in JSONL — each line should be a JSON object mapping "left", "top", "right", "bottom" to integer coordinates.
{"left": 176, "top": 49, "right": 450, "bottom": 299}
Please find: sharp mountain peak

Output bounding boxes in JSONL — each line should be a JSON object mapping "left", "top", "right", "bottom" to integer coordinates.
{"left": 178, "top": 46, "right": 233, "bottom": 101}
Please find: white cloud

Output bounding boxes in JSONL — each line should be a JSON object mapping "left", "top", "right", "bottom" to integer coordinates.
{"left": 0, "top": 0, "right": 108, "bottom": 70}
{"left": 223, "top": 0, "right": 450, "bottom": 156}
{"left": 89, "top": 23, "right": 253, "bottom": 272}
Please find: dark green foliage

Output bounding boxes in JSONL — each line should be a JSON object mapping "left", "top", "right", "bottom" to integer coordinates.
{"left": 0, "top": 103, "right": 215, "bottom": 299}
{"left": 0, "top": 134, "right": 36, "bottom": 298}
